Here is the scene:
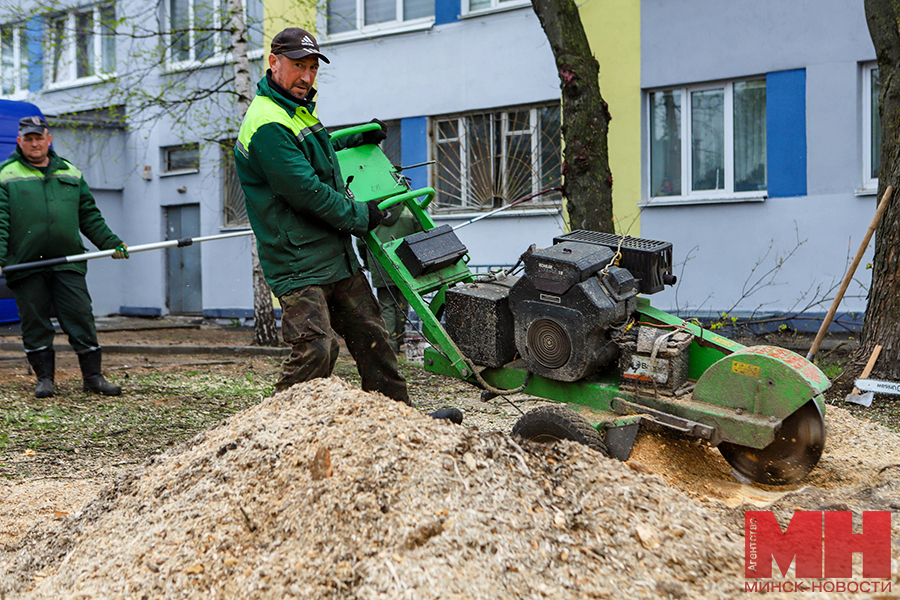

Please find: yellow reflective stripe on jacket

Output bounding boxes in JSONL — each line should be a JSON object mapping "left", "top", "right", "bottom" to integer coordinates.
{"left": 0, "top": 160, "right": 39, "bottom": 183}
{"left": 52, "top": 160, "right": 83, "bottom": 182}
{"left": 236, "top": 95, "right": 322, "bottom": 157}
{"left": 0, "top": 158, "right": 83, "bottom": 183}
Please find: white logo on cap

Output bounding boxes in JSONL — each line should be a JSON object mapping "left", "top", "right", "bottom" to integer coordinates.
{"left": 301, "top": 35, "right": 315, "bottom": 47}
{"left": 30, "top": 117, "right": 41, "bottom": 125}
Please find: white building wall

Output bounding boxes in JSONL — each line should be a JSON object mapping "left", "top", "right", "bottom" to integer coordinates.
{"left": 318, "top": 7, "right": 565, "bottom": 269}
{"left": 640, "top": 0, "right": 877, "bottom": 323}
{"left": 317, "top": 9, "right": 558, "bottom": 122}
{"left": 50, "top": 127, "right": 130, "bottom": 316}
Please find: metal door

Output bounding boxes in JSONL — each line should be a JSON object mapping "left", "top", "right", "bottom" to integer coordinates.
{"left": 165, "top": 205, "right": 202, "bottom": 314}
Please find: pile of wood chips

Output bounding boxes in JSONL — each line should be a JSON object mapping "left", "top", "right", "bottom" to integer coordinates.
{"left": 2, "top": 377, "right": 899, "bottom": 599}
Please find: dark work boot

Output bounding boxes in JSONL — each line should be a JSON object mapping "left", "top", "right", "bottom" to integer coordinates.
{"left": 78, "top": 349, "right": 121, "bottom": 396}
{"left": 26, "top": 348, "right": 55, "bottom": 398}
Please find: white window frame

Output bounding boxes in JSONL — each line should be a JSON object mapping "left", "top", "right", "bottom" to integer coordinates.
{"left": 862, "top": 62, "right": 879, "bottom": 193}
{"left": 45, "top": 5, "right": 116, "bottom": 89}
{"left": 0, "top": 23, "right": 29, "bottom": 98}
{"left": 319, "top": 0, "right": 435, "bottom": 43}
{"left": 430, "top": 103, "right": 561, "bottom": 213}
{"left": 646, "top": 78, "right": 767, "bottom": 205}
{"left": 166, "top": 0, "right": 264, "bottom": 70}
{"left": 461, "top": 0, "right": 530, "bottom": 18}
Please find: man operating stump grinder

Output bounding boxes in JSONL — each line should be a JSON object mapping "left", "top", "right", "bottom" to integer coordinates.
{"left": 235, "top": 28, "right": 460, "bottom": 423}
{"left": 0, "top": 116, "right": 128, "bottom": 398}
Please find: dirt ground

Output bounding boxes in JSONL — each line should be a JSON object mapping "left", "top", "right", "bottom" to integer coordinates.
{"left": 0, "top": 319, "right": 898, "bottom": 598}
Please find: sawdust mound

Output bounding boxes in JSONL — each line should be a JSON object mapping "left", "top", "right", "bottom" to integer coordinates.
{"left": 3, "top": 377, "right": 748, "bottom": 599}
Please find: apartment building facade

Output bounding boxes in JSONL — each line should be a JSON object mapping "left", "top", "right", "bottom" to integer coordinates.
{"left": 0, "top": 0, "right": 882, "bottom": 327}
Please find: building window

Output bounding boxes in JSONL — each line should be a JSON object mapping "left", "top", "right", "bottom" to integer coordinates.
{"left": 47, "top": 5, "right": 116, "bottom": 85}
{"left": 863, "top": 64, "right": 880, "bottom": 190}
{"left": 463, "top": 0, "right": 529, "bottom": 15}
{"left": 325, "top": 0, "right": 434, "bottom": 36}
{"left": 221, "top": 139, "right": 247, "bottom": 227}
{"left": 431, "top": 103, "right": 561, "bottom": 212}
{"left": 1, "top": 23, "right": 29, "bottom": 96}
{"left": 168, "top": 0, "right": 263, "bottom": 65}
{"left": 164, "top": 143, "right": 200, "bottom": 172}
{"left": 649, "top": 79, "right": 766, "bottom": 201}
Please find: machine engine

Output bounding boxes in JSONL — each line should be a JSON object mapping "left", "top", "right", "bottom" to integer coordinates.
{"left": 444, "top": 232, "right": 675, "bottom": 383}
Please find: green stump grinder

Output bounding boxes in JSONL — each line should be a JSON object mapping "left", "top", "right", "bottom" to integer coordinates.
{"left": 334, "top": 124, "right": 827, "bottom": 486}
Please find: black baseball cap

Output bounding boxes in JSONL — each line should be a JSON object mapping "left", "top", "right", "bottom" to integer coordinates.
{"left": 19, "top": 115, "right": 49, "bottom": 136}
{"left": 270, "top": 28, "right": 330, "bottom": 64}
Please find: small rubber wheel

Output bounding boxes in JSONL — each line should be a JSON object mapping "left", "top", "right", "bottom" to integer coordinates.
{"left": 511, "top": 405, "right": 609, "bottom": 456}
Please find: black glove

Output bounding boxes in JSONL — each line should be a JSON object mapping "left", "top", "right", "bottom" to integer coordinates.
{"left": 366, "top": 199, "right": 389, "bottom": 231}
{"left": 362, "top": 119, "right": 388, "bottom": 145}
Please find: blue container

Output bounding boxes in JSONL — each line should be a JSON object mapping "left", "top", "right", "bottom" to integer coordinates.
{"left": 0, "top": 282, "right": 18, "bottom": 323}
{"left": 0, "top": 99, "right": 45, "bottom": 159}
{"left": 0, "top": 99, "right": 45, "bottom": 324}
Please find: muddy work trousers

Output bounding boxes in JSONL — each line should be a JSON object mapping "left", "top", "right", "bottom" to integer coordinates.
{"left": 7, "top": 269, "right": 100, "bottom": 354}
{"left": 276, "top": 270, "right": 409, "bottom": 403}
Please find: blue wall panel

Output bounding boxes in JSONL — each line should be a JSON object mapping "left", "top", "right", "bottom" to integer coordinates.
{"left": 766, "top": 69, "right": 807, "bottom": 198}
{"left": 401, "top": 116, "right": 428, "bottom": 191}
{"left": 435, "top": 0, "right": 460, "bottom": 26}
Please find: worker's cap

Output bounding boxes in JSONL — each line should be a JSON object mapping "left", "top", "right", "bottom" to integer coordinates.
{"left": 270, "top": 28, "right": 330, "bottom": 64}
{"left": 18, "top": 115, "right": 49, "bottom": 136}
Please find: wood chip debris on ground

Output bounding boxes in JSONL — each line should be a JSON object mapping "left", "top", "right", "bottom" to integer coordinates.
{"left": 0, "top": 378, "right": 898, "bottom": 599}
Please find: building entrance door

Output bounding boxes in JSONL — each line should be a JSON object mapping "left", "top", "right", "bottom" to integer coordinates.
{"left": 165, "top": 204, "right": 202, "bottom": 314}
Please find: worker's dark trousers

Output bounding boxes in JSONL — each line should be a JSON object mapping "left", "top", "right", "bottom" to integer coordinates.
{"left": 276, "top": 270, "right": 409, "bottom": 403}
{"left": 7, "top": 270, "right": 100, "bottom": 354}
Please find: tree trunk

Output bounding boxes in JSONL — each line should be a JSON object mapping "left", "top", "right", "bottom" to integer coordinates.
{"left": 230, "top": 0, "right": 279, "bottom": 346}
{"left": 250, "top": 239, "right": 280, "bottom": 346}
{"left": 844, "top": 0, "right": 900, "bottom": 384}
{"left": 530, "top": 0, "right": 615, "bottom": 234}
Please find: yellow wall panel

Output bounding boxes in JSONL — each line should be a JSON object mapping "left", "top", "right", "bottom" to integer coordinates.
{"left": 264, "top": 0, "right": 316, "bottom": 44}
{"left": 578, "top": 0, "right": 641, "bottom": 236}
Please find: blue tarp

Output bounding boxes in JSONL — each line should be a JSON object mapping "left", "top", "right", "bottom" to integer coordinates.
{"left": 0, "top": 98, "right": 44, "bottom": 160}
{"left": 0, "top": 99, "right": 45, "bottom": 323}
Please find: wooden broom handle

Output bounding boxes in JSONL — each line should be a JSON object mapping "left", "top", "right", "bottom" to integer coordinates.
{"left": 807, "top": 185, "right": 893, "bottom": 361}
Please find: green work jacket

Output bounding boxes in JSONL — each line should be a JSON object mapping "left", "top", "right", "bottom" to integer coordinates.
{"left": 235, "top": 75, "right": 370, "bottom": 298}
{"left": 0, "top": 147, "right": 122, "bottom": 283}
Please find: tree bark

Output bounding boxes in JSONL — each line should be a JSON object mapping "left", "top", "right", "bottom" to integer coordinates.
{"left": 530, "top": 0, "right": 615, "bottom": 233}
{"left": 230, "top": 0, "right": 279, "bottom": 346}
{"left": 841, "top": 0, "right": 900, "bottom": 384}
{"left": 250, "top": 240, "right": 279, "bottom": 346}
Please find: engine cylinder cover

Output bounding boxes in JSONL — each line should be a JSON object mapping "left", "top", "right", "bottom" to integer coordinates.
{"left": 509, "top": 242, "right": 639, "bottom": 382}
{"left": 524, "top": 241, "right": 616, "bottom": 295}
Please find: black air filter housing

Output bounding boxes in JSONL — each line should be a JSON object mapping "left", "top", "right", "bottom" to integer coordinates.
{"left": 553, "top": 231, "right": 675, "bottom": 294}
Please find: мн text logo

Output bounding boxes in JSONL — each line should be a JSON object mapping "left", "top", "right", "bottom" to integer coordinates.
{"left": 745, "top": 511, "right": 891, "bottom": 579}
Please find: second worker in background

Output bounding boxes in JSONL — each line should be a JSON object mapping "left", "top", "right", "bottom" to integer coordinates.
{"left": 0, "top": 116, "right": 129, "bottom": 398}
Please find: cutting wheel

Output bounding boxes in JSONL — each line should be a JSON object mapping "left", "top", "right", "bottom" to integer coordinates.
{"left": 718, "top": 400, "right": 826, "bottom": 486}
